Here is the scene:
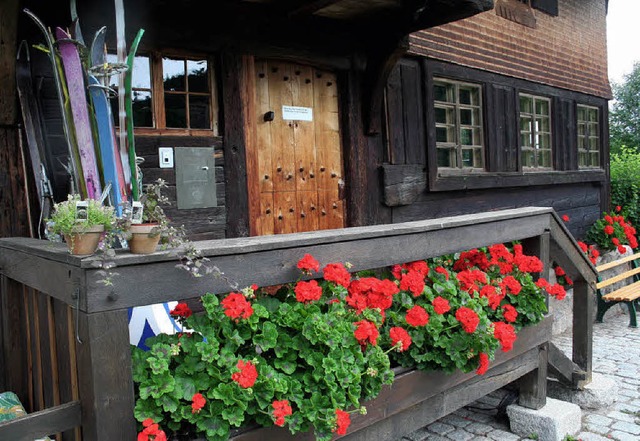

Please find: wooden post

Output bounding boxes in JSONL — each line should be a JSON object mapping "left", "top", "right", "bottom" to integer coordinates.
{"left": 0, "top": 275, "right": 29, "bottom": 402}
{"left": 517, "top": 343, "right": 548, "bottom": 409}
{"left": 572, "top": 279, "right": 593, "bottom": 386}
{"left": 75, "top": 309, "right": 136, "bottom": 440}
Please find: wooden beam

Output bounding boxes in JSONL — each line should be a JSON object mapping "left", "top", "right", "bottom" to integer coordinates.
{"left": 547, "top": 342, "right": 586, "bottom": 387}
{"left": 0, "top": 401, "right": 81, "bottom": 441}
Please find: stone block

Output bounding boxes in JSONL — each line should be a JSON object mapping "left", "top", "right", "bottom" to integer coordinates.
{"left": 547, "top": 373, "right": 618, "bottom": 409}
{"left": 507, "top": 397, "right": 581, "bottom": 441}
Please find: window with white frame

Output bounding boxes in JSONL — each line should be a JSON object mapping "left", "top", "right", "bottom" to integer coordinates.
{"left": 519, "top": 94, "right": 552, "bottom": 169}
{"left": 106, "top": 53, "right": 218, "bottom": 135}
{"left": 433, "top": 79, "right": 484, "bottom": 170}
{"left": 577, "top": 105, "right": 600, "bottom": 168}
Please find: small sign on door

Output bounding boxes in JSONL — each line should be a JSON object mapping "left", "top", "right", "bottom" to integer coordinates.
{"left": 282, "top": 105, "right": 313, "bottom": 121}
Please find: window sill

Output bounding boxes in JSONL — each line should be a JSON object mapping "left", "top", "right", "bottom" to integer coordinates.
{"left": 429, "top": 169, "right": 606, "bottom": 192}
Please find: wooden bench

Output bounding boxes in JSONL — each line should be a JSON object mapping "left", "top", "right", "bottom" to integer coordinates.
{"left": 595, "top": 252, "right": 640, "bottom": 327}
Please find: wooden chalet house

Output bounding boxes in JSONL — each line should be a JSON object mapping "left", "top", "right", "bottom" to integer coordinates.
{"left": 0, "top": 0, "right": 608, "bottom": 440}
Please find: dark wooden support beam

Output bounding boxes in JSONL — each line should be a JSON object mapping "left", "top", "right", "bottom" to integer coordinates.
{"left": 572, "top": 279, "right": 593, "bottom": 388}
{"left": 548, "top": 342, "right": 586, "bottom": 387}
{"left": 0, "top": 401, "right": 81, "bottom": 441}
{"left": 75, "top": 309, "right": 136, "bottom": 441}
{"left": 287, "top": 0, "right": 342, "bottom": 17}
{"left": 363, "top": 36, "right": 409, "bottom": 135}
{"left": 408, "top": 0, "right": 494, "bottom": 32}
{"left": 517, "top": 343, "right": 548, "bottom": 410}
{"left": 221, "top": 52, "right": 253, "bottom": 238}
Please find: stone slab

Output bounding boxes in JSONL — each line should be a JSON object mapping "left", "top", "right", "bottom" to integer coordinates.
{"left": 506, "top": 397, "right": 581, "bottom": 441}
{"left": 547, "top": 372, "right": 619, "bottom": 409}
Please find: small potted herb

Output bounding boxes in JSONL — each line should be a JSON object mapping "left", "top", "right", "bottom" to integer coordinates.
{"left": 47, "top": 194, "right": 115, "bottom": 255}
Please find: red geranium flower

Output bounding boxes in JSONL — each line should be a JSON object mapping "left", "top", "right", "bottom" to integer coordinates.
{"left": 400, "top": 270, "right": 425, "bottom": 297}
{"left": 297, "top": 253, "right": 320, "bottom": 274}
{"left": 138, "top": 418, "right": 167, "bottom": 441}
{"left": 323, "top": 262, "right": 351, "bottom": 288}
{"left": 456, "top": 307, "right": 480, "bottom": 333}
{"left": 604, "top": 225, "right": 614, "bottom": 235}
{"left": 272, "top": 399, "right": 293, "bottom": 427}
{"left": 493, "top": 321, "right": 517, "bottom": 352}
{"left": 434, "top": 266, "right": 450, "bottom": 280}
{"left": 353, "top": 320, "right": 379, "bottom": 346}
{"left": 170, "top": 302, "right": 192, "bottom": 319}
{"left": 432, "top": 296, "right": 451, "bottom": 314}
{"left": 616, "top": 205, "right": 622, "bottom": 212}
{"left": 389, "top": 326, "right": 412, "bottom": 351}
{"left": 476, "top": 353, "right": 489, "bottom": 375}
{"left": 231, "top": 360, "right": 258, "bottom": 388}
{"left": 502, "top": 304, "right": 518, "bottom": 323}
{"left": 405, "top": 305, "right": 429, "bottom": 326}
{"left": 294, "top": 279, "right": 323, "bottom": 303}
{"left": 191, "top": 393, "right": 206, "bottom": 414}
{"left": 562, "top": 214, "right": 570, "bottom": 222}
{"left": 334, "top": 409, "right": 351, "bottom": 435}
{"left": 221, "top": 293, "right": 254, "bottom": 320}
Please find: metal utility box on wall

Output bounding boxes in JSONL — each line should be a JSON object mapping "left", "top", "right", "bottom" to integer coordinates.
{"left": 174, "top": 147, "right": 217, "bottom": 209}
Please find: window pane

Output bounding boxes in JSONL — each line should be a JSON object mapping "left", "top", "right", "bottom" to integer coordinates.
{"left": 163, "top": 58, "right": 186, "bottom": 91}
{"left": 436, "top": 126, "right": 455, "bottom": 143}
{"left": 435, "top": 107, "right": 453, "bottom": 124}
{"left": 189, "top": 95, "right": 211, "bottom": 129}
{"left": 538, "top": 134, "right": 551, "bottom": 149}
{"left": 460, "top": 128, "right": 473, "bottom": 146}
{"left": 539, "top": 150, "right": 552, "bottom": 168}
{"left": 165, "top": 94, "right": 186, "bottom": 127}
{"left": 132, "top": 91, "right": 153, "bottom": 127}
{"left": 589, "top": 137, "right": 599, "bottom": 151}
{"left": 437, "top": 148, "right": 455, "bottom": 167}
{"left": 522, "top": 149, "right": 535, "bottom": 167}
{"left": 589, "top": 109, "right": 598, "bottom": 122}
{"left": 535, "top": 99, "right": 549, "bottom": 116}
{"left": 131, "top": 56, "right": 151, "bottom": 89}
{"left": 458, "top": 86, "right": 479, "bottom": 106}
{"left": 461, "top": 149, "right": 473, "bottom": 167}
{"left": 577, "top": 107, "right": 585, "bottom": 121}
{"left": 578, "top": 123, "right": 586, "bottom": 136}
{"left": 520, "top": 116, "right": 532, "bottom": 132}
{"left": 520, "top": 133, "right": 532, "bottom": 148}
{"left": 460, "top": 108, "right": 472, "bottom": 125}
{"left": 537, "top": 117, "right": 550, "bottom": 133}
{"left": 187, "top": 60, "right": 209, "bottom": 93}
{"left": 520, "top": 96, "right": 533, "bottom": 113}
{"left": 434, "top": 83, "right": 454, "bottom": 103}
{"left": 590, "top": 152, "right": 600, "bottom": 166}
{"left": 473, "top": 148, "right": 483, "bottom": 168}
{"left": 579, "top": 152, "right": 588, "bottom": 167}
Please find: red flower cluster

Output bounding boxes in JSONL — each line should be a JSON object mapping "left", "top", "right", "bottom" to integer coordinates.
{"left": 400, "top": 270, "right": 425, "bottom": 297}
{"left": 323, "top": 262, "right": 351, "bottom": 288}
{"left": 389, "top": 326, "right": 412, "bottom": 351}
{"left": 231, "top": 360, "right": 258, "bottom": 388}
{"left": 297, "top": 253, "right": 320, "bottom": 274}
{"left": 578, "top": 241, "right": 600, "bottom": 265}
{"left": 487, "top": 243, "right": 515, "bottom": 274}
{"left": 272, "top": 399, "right": 293, "bottom": 427}
{"left": 476, "top": 353, "right": 489, "bottom": 375}
{"left": 535, "top": 278, "right": 567, "bottom": 300}
{"left": 405, "top": 305, "right": 429, "bottom": 326}
{"left": 392, "top": 260, "right": 429, "bottom": 279}
{"left": 454, "top": 249, "right": 490, "bottom": 272}
{"left": 221, "top": 293, "right": 254, "bottom": 320}
{"left": 346, "top": 277, "right": 399, "bottom": 314}
{"left": 480, "top": 284, "right": 503, "bottom": 310}
{"left": 512, "top": 244, "right": 543, "bottom": 273}
{"left": 169, "top": 303, "right": 192, "bottom": 319}
{"left": 334, "top": 409, "right": 351, "bottom": 435}
{"left": 493, "top": 321, "right": 517, "bottom": 352}
{"left": 434, "top": 266, "right": 450, "bottom": 280}
{"left": 191, "top": 393, "right": 206, "bottom": 414}
{"left": 455, "top": 307, "right": 480, "bottom": 333}
{"left": 294, "top": 279, "right": 323, "bottom": 303}
{"left": 457, "top": 269, "right": 487, "bottom": 294}
{"left": 562, "top": 214, "right": 570, "bottom": 222}
{"left": 432, "top": 296, "right": 451, "bottom": 314}
{"left": 502, "top": 304, "right": 518, "bottom": 323}
{"left": 499, "top": 275, "right": 522, "bottom": 295}
{"left": 138, "top": 418, "right": 167, "bottom": 441}
{"left": 353, "top": 320, "right": 379, "bottom": 346}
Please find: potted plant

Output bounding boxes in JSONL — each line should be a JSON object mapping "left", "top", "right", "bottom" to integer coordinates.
{"left": 46, "top": 194, "right": 116, "bottom": 255}
{"left": 127, "top": 178, "right": 177, "bottom": 254}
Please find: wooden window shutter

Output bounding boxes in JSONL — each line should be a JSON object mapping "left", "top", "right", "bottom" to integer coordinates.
{"left": 531, "top": 0, "right": 558, "bottom": 16}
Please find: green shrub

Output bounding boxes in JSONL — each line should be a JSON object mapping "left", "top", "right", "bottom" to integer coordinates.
{"left": 611, "top": 147, "right": 640, "bottom": 227}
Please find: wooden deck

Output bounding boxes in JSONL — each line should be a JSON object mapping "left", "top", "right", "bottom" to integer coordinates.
{"left": 0, "top": 207, "right": 597, "bottom": 441}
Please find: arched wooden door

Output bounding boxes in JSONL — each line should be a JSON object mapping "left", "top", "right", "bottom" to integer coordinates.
{"left": 249, "top": 60, "right": 345, "bottom": 235}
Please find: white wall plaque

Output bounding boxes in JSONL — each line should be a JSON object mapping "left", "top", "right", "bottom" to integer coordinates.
{"left": 282, "top": 105, "right": 313, "bottom": 121}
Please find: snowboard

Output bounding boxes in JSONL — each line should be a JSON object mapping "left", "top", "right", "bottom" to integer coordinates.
{"left": 55, "top": 26, "right": 102, "bottom": 200}
{"left": 16, "top": 40, "right": 55, "bottom": 229}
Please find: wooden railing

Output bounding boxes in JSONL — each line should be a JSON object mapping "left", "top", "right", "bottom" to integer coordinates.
{"left": 0, "top": 207, "right": 597, "bottom": 441}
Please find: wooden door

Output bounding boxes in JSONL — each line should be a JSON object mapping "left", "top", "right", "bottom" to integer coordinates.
{"left": 250, "top": 60, "right": 345, "bottom": 235}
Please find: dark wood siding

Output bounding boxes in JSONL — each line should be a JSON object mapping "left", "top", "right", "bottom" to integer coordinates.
{"left": 383, "top": 57, "right": 608, "bottom": 240}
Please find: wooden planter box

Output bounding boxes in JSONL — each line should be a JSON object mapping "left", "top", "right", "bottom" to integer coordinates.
{"left": 0, "top": 207, "right": 594, "bottom": 441}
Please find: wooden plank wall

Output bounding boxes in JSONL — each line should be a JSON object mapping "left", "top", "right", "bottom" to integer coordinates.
{"left": 0, "top": 275, "right": 80, "bottom": 441}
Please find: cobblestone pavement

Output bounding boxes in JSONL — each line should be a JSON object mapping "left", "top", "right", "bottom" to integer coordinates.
{"left": 397, "top": 315, "right": 640, "bottom": 441}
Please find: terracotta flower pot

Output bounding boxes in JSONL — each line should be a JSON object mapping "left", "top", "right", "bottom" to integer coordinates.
{"left": 128, "top": 223, "right": 162, "bottom": 254}
{"left": 63, "top": 225, "right": 105, "bottom": 255}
